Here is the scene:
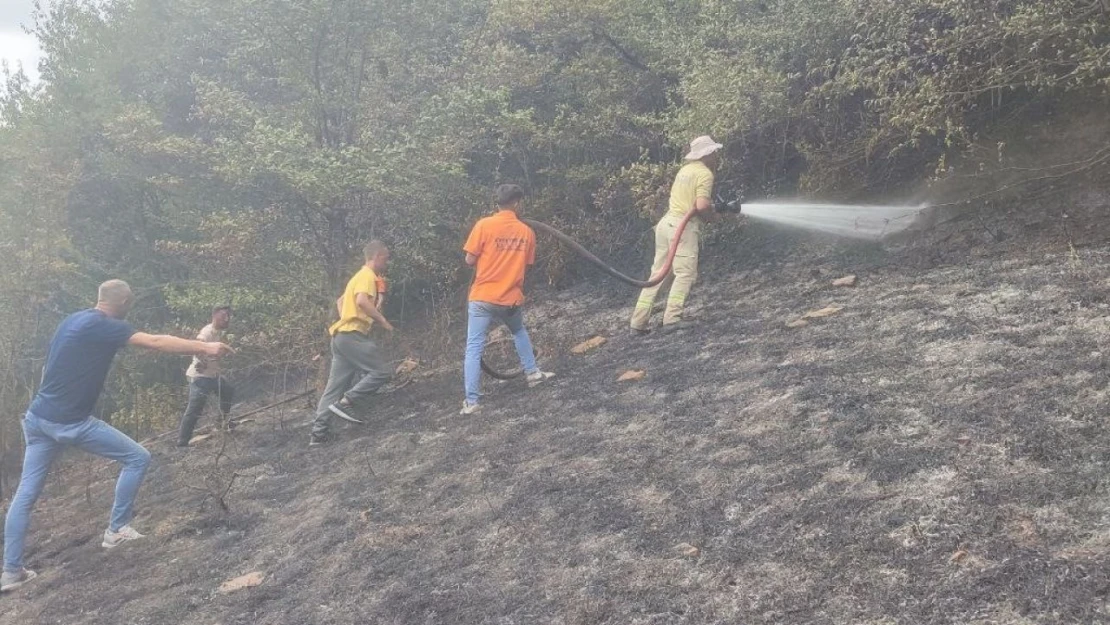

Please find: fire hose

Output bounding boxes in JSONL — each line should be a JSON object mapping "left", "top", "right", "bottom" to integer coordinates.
{"left": 479, "top": 209, "right": 701, "bottom": 379}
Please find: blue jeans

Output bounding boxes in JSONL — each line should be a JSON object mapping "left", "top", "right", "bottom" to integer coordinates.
{"left": 3, "top": 412, "right": 152, "bottom": 572}
{"left": 464, "top": 301, "right": 538, "bottom": 404}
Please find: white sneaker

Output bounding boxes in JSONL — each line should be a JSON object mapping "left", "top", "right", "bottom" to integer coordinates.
{"left": 328, "top": 401, "right": 365, "bottom": 424}
{"left": 459, "top": 401, "right": 482, "bottom": 415}
{"left": 102, "top": 525, "right": 145, "bottom": 549}
{"left": 0, "top": 568, "right": 37, "bottom": 592}
{"left": 526, "top": 371, "right": 555, "bottom": 388}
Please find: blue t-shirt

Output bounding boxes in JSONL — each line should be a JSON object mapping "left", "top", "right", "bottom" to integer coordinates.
{"left": 29, "top": 309, "right": 136, "bottom": 423}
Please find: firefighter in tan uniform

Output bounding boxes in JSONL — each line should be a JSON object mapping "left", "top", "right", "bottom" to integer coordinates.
{"left": 630, "top": 135, "right": 722, "bottom": 334}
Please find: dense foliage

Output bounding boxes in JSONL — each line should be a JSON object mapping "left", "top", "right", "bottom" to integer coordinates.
{"left": 1, "top": 0, "right": 1108, "bottom": 477}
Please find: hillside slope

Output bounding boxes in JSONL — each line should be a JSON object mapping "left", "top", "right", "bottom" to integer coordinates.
{"left": 4, "top": 215, "right": 1110, "bottom": 624}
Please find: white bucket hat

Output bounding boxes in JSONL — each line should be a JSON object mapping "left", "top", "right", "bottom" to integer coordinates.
{"left": 684, "top": 135, "right": 723, "bottom": 160}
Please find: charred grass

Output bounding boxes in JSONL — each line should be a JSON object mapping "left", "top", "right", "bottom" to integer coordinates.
{"left": 4, "top": 230, "right": 1110, "bottom": 624}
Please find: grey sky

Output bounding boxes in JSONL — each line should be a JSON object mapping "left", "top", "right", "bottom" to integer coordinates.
{"left": 0, "top": 0, "right": 42, "bottom": 82}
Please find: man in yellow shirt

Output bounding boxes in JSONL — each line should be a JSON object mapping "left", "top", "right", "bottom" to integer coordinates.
{"left": 310, "top": 241, "right": 395, "bottom": 446}
{"left": 630, "top": 135, "right": 722, "bottom": 334}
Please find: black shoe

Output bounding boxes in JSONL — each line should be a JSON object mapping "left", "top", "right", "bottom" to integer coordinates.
{"left": 309, "top": 434, "right": 328, "bottom": 446}
{"left": 662, "top": 321, "right": 694, "bottom": 334}
{"left": 630, "top": 327, "right": 651, "bottom": 337}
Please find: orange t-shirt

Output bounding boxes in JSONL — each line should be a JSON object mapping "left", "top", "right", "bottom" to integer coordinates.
{"left": 374, "top": 276, "right": 387, "bottom": 308}
{"left": 463, "top": 210, "right": 536, "bottom": 305}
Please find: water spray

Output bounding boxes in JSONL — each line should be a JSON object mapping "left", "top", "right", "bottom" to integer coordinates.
{"left": 480, "top": 199, "right": 929, "bottom": 378}
{"left": 736, "top": 201, "right": 929, "bottom": 240}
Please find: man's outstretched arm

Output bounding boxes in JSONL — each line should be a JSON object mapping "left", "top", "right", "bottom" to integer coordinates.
{"left": 128, "top": 332, "right": 233, "bottom": 357}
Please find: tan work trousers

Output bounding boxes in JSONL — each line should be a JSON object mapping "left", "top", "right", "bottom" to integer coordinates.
{"left": 630, "top": 214, "right": 700, "bottom": 330}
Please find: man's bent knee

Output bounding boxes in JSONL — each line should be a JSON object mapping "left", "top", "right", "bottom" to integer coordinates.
{"left": 130, "top": 446, "right": 152, "bottom": 469}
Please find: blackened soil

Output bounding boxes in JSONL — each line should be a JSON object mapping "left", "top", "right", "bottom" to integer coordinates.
{"left": 5, "top": 220, "right": 1110, "bottom": 625}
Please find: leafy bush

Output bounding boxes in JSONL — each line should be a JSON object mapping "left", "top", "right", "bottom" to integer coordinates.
{"left": 0, "top": 0, "right": 1107, "bottom": 466}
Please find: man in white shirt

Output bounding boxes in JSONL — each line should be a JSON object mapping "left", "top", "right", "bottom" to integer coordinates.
{"left": 177, "top": 306, "right": 235, "bottom": 446}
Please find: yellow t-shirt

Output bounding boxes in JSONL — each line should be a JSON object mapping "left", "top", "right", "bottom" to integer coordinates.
{"left": 329, "top": 266, "right": 379, "bottom": 336}
{"left": 667, "top": 161, "right": 715, "bottom": 217}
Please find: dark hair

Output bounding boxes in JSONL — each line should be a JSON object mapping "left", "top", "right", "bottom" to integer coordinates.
{"left": 494, "top": 184, "right": 525, "bottom": 208}
{"left": 212, "top": 305, "right": 232, "bottom": 317}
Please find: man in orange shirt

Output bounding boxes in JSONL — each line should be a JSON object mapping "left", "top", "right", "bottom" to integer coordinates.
{"left": 461, "top": 184, "right": 554, "bottom": 414}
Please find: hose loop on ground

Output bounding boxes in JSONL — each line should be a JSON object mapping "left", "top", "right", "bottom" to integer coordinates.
{"left": 479, "top": 210, "right": 697, "bottom": 379}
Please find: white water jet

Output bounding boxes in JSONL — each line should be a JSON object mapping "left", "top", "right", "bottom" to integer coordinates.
{"left": 739, "top": 202, "right": 928, "bottom": 241}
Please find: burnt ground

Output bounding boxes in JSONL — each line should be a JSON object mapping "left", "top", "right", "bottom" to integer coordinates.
{"left": 5, "top": 200, "right": 1110, "bottom": 624}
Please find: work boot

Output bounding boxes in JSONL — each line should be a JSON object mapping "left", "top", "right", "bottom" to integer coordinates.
{"left": 309, "top": 433, "right": 329, "bottom": 447}
{"left": 662, "top": 320, "right": 694, "bottom": 334}
{"left": 526, "top": 371, "right": 556, "bottom": 387}
{"left": 0, "top": 568, "right": 38, "bottom": 593}
{"left": 102, "top": 525, "right": 145, "bottom": 549}
{"left": 459, "top": 400, "right": 482, "bottom": 416}
{"left": 629, "top": 326, "right": 651, "bottom": 337}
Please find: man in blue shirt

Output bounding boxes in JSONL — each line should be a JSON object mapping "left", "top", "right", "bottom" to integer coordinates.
{"left": 0, "top": 280, "right": 233, "bottom": 593}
